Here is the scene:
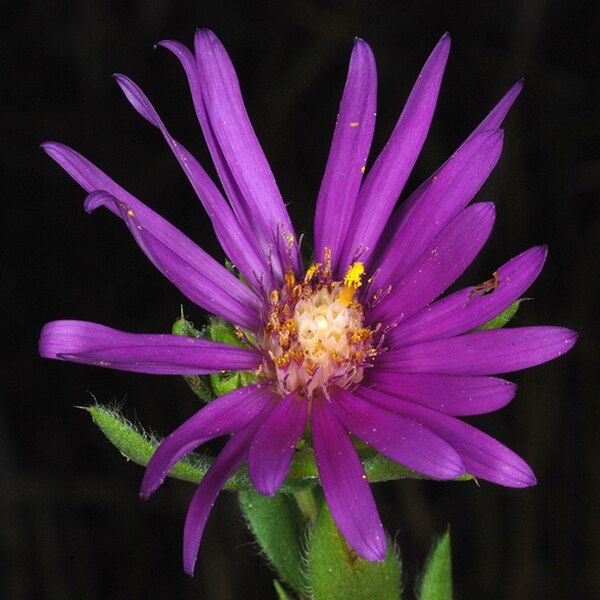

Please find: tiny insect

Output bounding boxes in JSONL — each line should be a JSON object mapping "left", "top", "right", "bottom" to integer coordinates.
{"left": 469, "top": 270, "right": 500, "bottom": 299}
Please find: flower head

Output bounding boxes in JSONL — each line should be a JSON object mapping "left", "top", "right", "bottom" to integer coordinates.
{"left": 39, "top": 30, "right": 577, "bottom": 574}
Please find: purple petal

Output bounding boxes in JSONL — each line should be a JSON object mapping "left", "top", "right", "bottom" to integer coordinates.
{"left": 314, "top": 39, "right": 377, "bottom": 271}
{"left": 156, "top": 40, "right": 267, "bottom": 267}
{"left": 194, "top": 30, "right": 301, "bottom": 275}
{"left": 387, "top": 246, "right": 547, "bottom": 347}
{"left": 39, "top": 320, "right": 261, "bottom": 375}
{"left": 331, "top": 386, "right": 465, "bottom": 478}
{"left": 312, "top": 398, "right": 386, "bottom": 562}
{"left": 183, "top": 411, "right": 269, "bottom": 575}
{"left": 374, "top": 80, "right": 522, "bottom": 276}
{"left": 338, "top": 33, "right": 450, "bottom": 272}
{"left": 376, "top": 326, "right": 578, "bottom": 375}
{"left": 41, "top": 142, "right": 261, "bottom": 329}
{"left": 466, "top": 79, "right": 523, "bottom": 141}
{"left": 248, "top": 390, "right": 308, "bottom": 496}
{"left": 141, "top": 384, "right": 275, "bottom": 499}
{"left": 363, "top": 372, "right": 517, "bottom": 416}
{"left": 84, "top": 190, "right": 261, "bottom": 331}
{"left": 113, "top": 73, "right": 270, "bottom": 291}
{"left": 371, "top": 130, "right": 503, "bottom": 289}
{"left": 369, "top": 203, "right": 495, "bottom": 326}
{"left": 354, "top": 386, "right": 535, "bottom": 487}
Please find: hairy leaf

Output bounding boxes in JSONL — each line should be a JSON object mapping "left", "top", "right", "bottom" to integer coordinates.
{"left": 85, "top": 405, "right": 473, "bottom": 491}
{"left": 308, "top": 504, "right": 402, "bottom": 599}
{"left": 419, "top": 530, "right": 453, "bottom": 600}
{"left": 239, "top": 490, "right": 308, "bottom": 595}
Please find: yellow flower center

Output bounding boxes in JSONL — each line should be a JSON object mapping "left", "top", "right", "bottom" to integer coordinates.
{"left": 260, "top": 256, "right": 376, "bottom": 398}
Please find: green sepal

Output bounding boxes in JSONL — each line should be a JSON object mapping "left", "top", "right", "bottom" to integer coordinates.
{"left": 208, "top": 317, "right": 257, "bottom": 397}
{"left": 273, "top": 580, "right": 295, "bottom": 600}
{"left": 419, "top": 529, "right": 453, "bottom": 600}
{"left": 476, "top": 299, "right": 523, "bottom": 331}
{"left": 85, "top": 405, "right": 473, "bottom": 491}
{"left": 172, "top": 316, "right": 215, "bottom": 402}
{"left": 239, "top": 490, "right": 308, "bottom": 595}
{"left": 308, "top": 504, "right": 402, "bottom": 600}
{"left": 210, "top": 370, "right": 256, "bottom": 397}
{"left": 361, "top": 452, "right": 474, "bottom": 483}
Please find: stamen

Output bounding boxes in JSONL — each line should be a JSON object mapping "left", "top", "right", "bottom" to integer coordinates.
{"left": 339, "top": 262, "right": 365, "bottom": 306}
{"left": 262, "top": 258, "right": 375, "bottom": 398}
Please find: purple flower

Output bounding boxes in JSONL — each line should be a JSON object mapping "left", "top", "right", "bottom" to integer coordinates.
{"left": 39, "top": 30, "right": 577, "bottom": 574}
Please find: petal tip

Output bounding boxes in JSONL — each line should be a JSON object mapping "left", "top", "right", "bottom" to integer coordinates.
{"left": 564, "top": 329, "right": 579, "bottom": 349}
{"left": 361, "top": 537, "right": 388, "bottom": 562}
{"left": 436, "top": 31, "right": 452, "bottom": 51}
{"left": 40, "top": 140, "right": 60, "bottom": 156}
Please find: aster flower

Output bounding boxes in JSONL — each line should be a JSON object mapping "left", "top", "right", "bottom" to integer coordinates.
{"left": 39, "top": 30, "right": 576, "bottom": 574}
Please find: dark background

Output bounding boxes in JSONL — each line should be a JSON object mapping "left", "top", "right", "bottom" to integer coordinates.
{"left": 3, "top": 1, "right": 598, "bottom": 598}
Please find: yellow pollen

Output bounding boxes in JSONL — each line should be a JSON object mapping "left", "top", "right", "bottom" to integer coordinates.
{"left": 262, "top": 259, "right": 375, "bottom": 398}
{"left": 322, "top": 248, "right": 332, "bottom": 280}
{"left": 304, "top": 263, "right": 320, "bottom": 282}
{"left": 339, "top": 262, "right": 365, "bottom": 306}
{"left": 284, "top": 270, "right": 296, "bottom": 289}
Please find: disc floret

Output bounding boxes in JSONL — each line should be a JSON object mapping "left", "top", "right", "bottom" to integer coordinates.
{"left": 261, "top": 254, "right": 376, "bottom": 398}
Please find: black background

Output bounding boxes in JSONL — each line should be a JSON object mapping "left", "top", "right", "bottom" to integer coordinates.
{"left": 3, "top": 1, "right": 598, "bottom": 598}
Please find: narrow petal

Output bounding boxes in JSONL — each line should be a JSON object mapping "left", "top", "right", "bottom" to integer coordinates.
{"left": 194, "top": 30, "right": 300, "bottom": 274}
{"left": 354, "top": 386, "right": 536, "bottom": 487}
{"left": 39, "top": 320, "right": 261, "bottom": 375}
{"left": 312, "top": 398, "right": 386, "bottom": 562}
{"left": 113, "top": 73, "right": 270, "bottom": 291}
{"left": 371, "top": 130, "right": 503, "bottom": 289}
{"left": 248, "top": 390, "right": 308, "bottom": 496}
{"left": 331, "top": 387, "right": 465, "bottom": 478}
{"left": 338, "top": 33, "right": 450, "bottom": 272}
{"left": 369, "top": 203, "right": 495, "bottom": 326}
{"left": 41, "top": 142, "right": 261, "bottom": 329}
{"left": 156, "top": 39, "right": 265, "bottom": 265}
{"left": 387, "top": 246, "right": 547, "bottom": 348}
{"left": 183, "top": 411, "right": 269, "bottom": 575}
{"left": 374, "top": 80, "right": 522, "bottom": 274}
{"left": 85, "top": 190, "right": 261, "bottom": 331}
{"left": 363, "top": 372, "right": 517, "bottom": 416}
{"left": 314, "top": 39, "right": 377, "bottom": 270}
{"left": 466, "top": 79, "right": 524, "bottom": 141}
{"left": 141, "top": 384, "right": 275, "bottom": 498}
{"left": 376, "top": 327, "right": 578, "bottom": 375}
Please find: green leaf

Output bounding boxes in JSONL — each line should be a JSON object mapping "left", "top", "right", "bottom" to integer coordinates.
{"left": 239, "top": 490, "right": 308, "bottom": 595}
{"left": 273, "top": 580, "right": 295, "bottom": 600}
{"left": 172, "top": 316, "right": 215, "bottom": 402}
{"left": 308, "top": 504, "right": 402, "bottom": 600}
{"left": 476, "top": 299, "right": 523, "bottom": 331}
{"left": 361, "top": 453, "right": 473, "bottom": 484}
{"left": 85, "top": 404, "right": 249, "bottom": 490}
{"left": 85, "top": 404, "right": 210, "bottom": 483}
{"left": 419, "top": 530, "right": 453, "bottom": 600}
{"left": 84, "top": 404, "right": 310, "bottom": 492}
{"left": 86, "top": 405, "right": 473, "bottom": 492}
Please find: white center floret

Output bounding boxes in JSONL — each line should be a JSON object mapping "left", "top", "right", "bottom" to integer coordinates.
{"left": 261, "top": 262, "right": 375, "bottom": 399}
